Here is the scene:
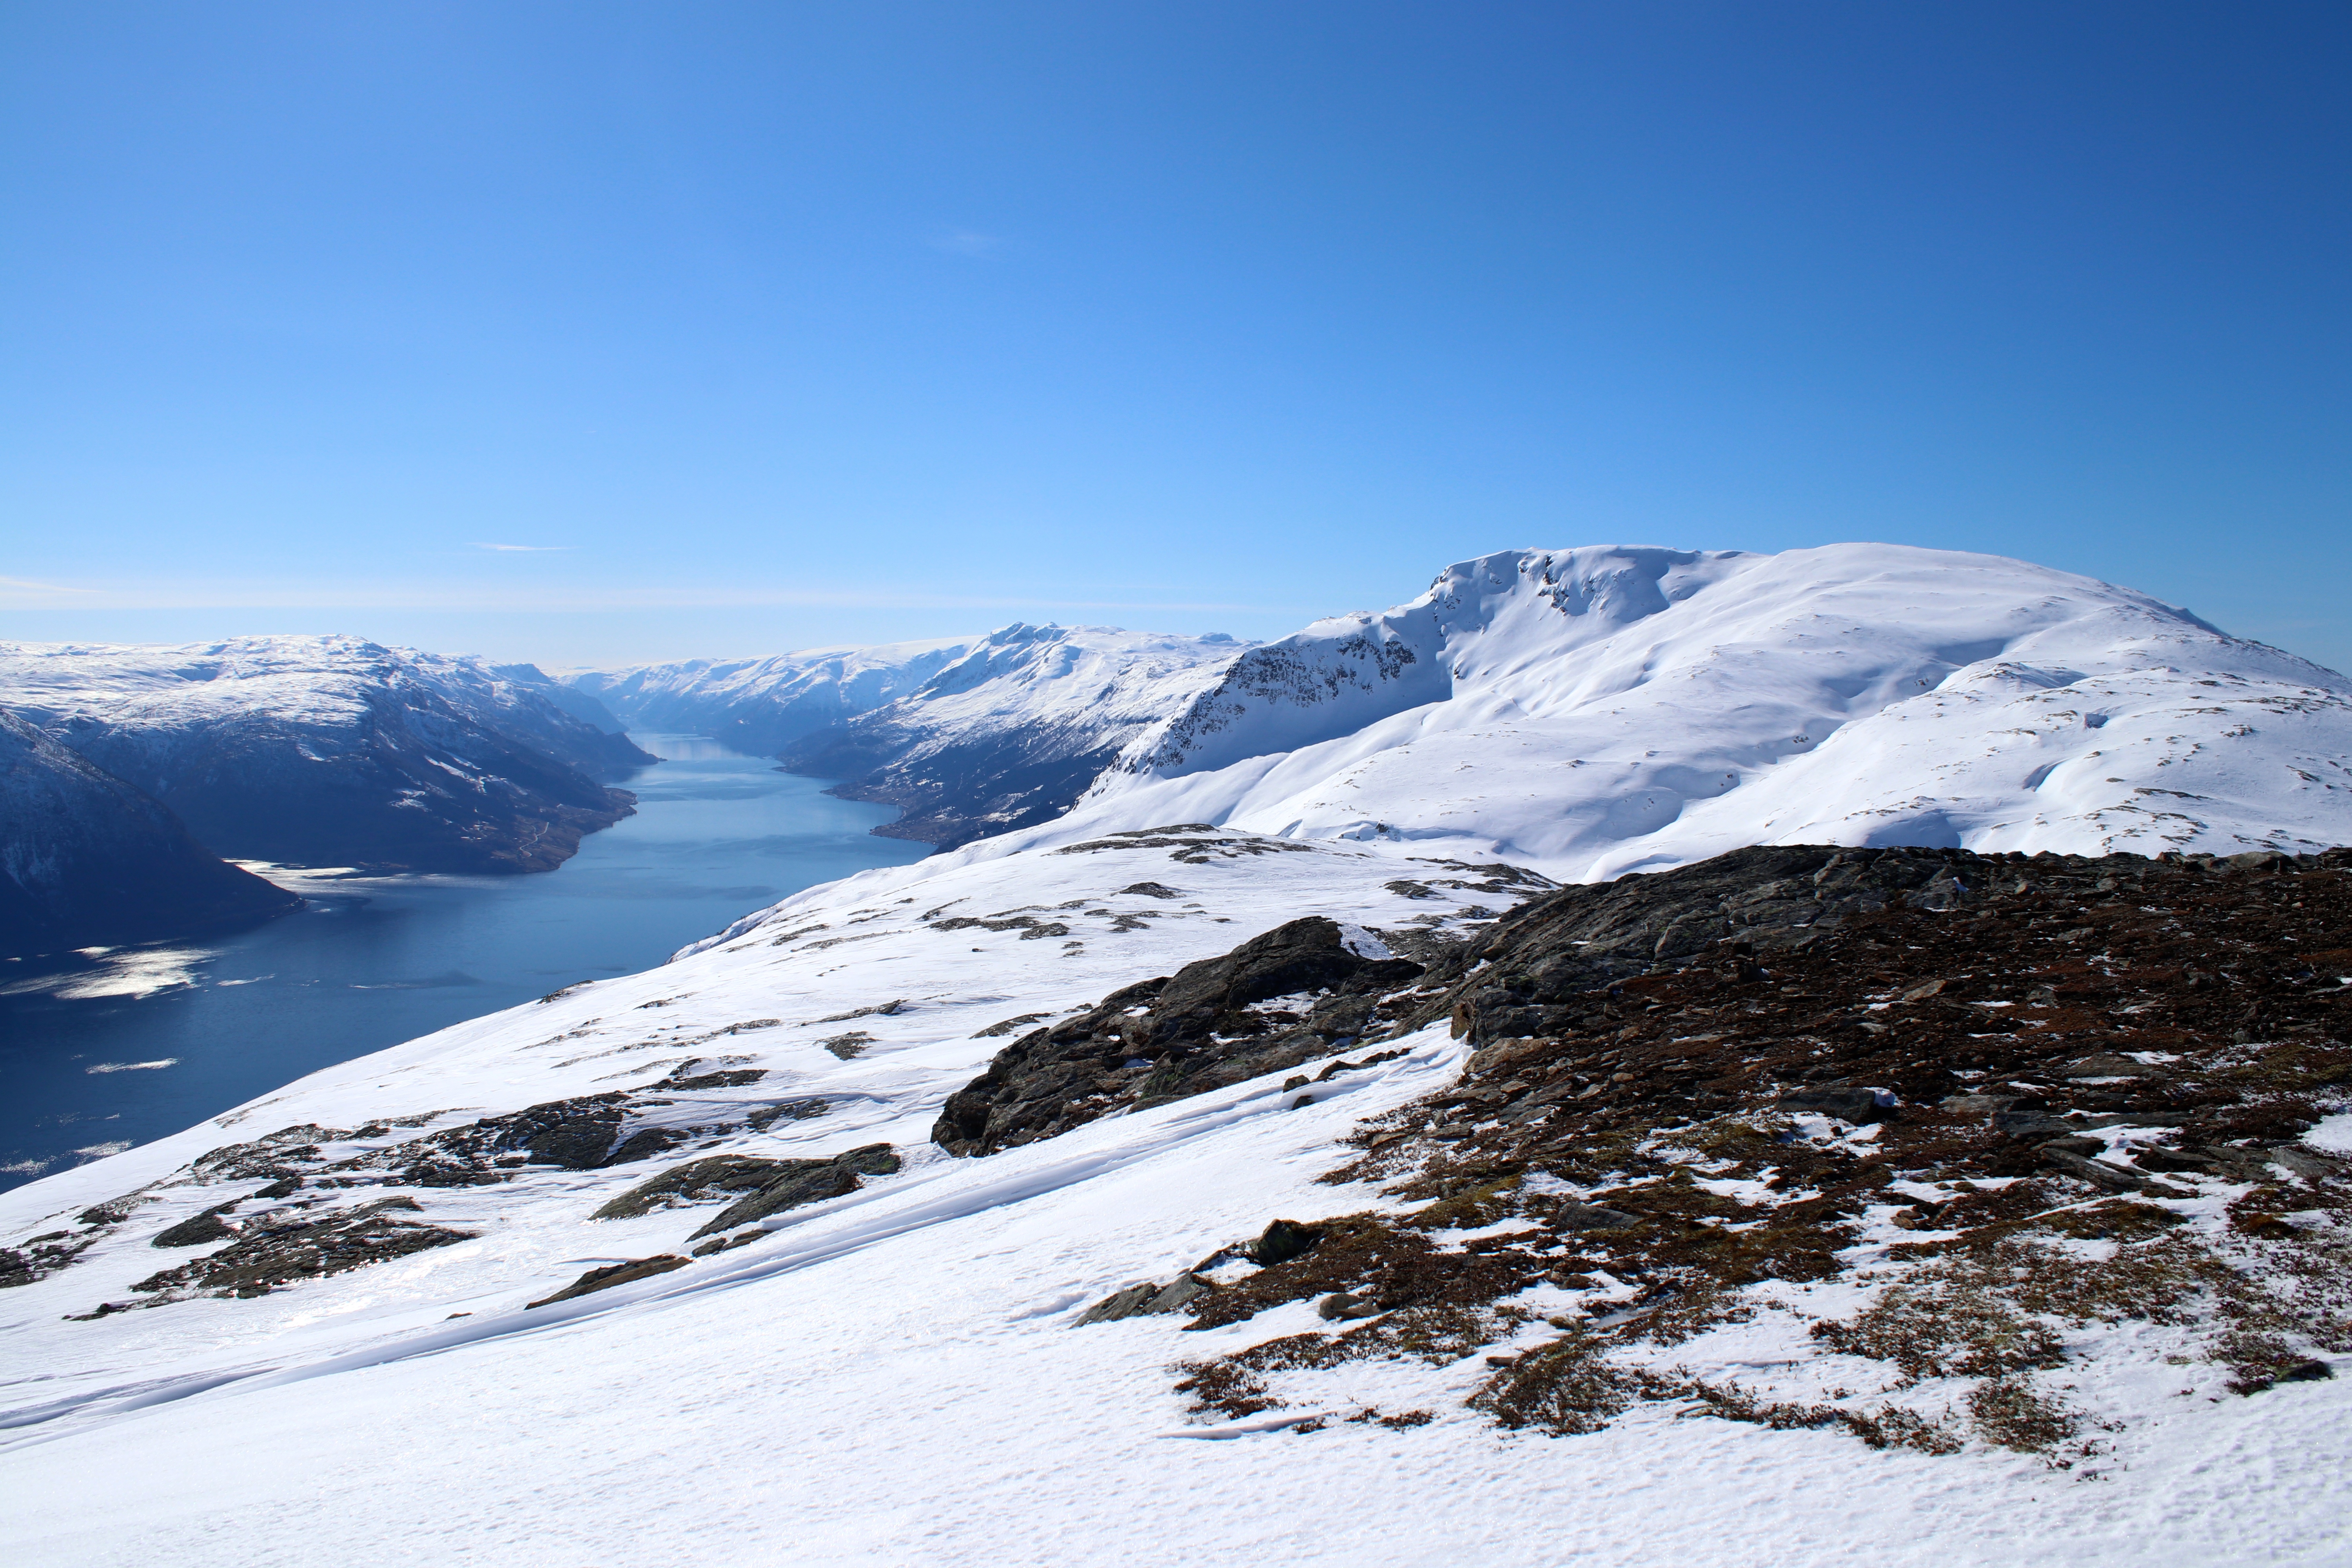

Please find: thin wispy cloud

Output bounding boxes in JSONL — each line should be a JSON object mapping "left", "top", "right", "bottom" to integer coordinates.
{"left": 472, "top": 543, "right": 570, "bottom": 553}
{"left": 929, "top": 229, "right": 1003, "bottom": 258}
{"left": 11, "top": 578, "right": 1293, "bottom": 616}
{"left": 0, "top": 575, "right": 95, "bottom": 596}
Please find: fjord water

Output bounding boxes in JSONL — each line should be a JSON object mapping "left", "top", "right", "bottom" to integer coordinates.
{"left": 0, "top": 737, "right": 927, "bottom": 1192}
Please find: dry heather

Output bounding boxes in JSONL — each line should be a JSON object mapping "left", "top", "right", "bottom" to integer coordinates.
{"left": 1138, "top": 845, "right": 2352, "bottom": 1460}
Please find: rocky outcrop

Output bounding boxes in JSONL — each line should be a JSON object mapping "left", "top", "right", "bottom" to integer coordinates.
{"left": 0, "top": 707, "right": 298, "bottom": 958}
{"left": 1392, "top": 844, "right": 2003, "bottom": 1046}
{"left": 0, "top": 636, "right": 655, "bottom": 875}
{"left": 932, "top": 916, "right": 1425, "bottom": 1156}
{"left": 527, "top": 1254, "right": 690, "bottom": 1309}
{"left": 1152, "top": 842, "right": 2352, "bottom": 1449}
{"left": 590, "top": 1143, "right": 901, "bottom": 1233}
{"left": 107, "top": 1196, "right": 475, "bottom": 1309}
{"left": 687, "top": 1145, "right": 900, "bottom": 1238}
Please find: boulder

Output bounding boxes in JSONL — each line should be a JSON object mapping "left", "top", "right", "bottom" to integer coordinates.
{"left": 527, "top": 1254, "right": 689, "bottom": 1309}
{"left": 933, "top": 918, "right": 1423, "bottom": 1156}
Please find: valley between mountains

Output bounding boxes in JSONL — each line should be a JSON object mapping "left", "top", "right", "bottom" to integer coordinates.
{"left": 4, "top": 541, "right": 2351, "bottom": 1565}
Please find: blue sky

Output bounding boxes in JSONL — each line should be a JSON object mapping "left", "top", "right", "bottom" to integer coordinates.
{"left": 4, "top": 2, "right": 2347, "bottom": 671}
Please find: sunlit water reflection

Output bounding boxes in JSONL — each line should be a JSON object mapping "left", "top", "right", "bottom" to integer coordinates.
{"left": 0, "top": 737, "right": 927, "bottom": 1190}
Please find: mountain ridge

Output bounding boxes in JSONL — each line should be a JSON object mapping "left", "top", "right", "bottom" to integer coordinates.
{"left": 0, "top": 635, "right": 655, "bottom": 876}
{"left": 0, "top": 709, "right": 298, "bottom": 958}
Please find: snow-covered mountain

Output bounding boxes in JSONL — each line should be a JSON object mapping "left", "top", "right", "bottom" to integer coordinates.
{"left": 0, "top": 637, "right": 655, "bottom": 875}
{"left": 568, "top": 635, "right": 981, "bottom": 755}
{"left": 773, "top": 623, "right": 1249, "bottom": 847}
{"left": 568, "top": 546, "right": 2351, "bottom": 870}
{"left": 1070, "top": 543, "right": 2352, "bottom": 874}
{"left": 0, "top": 710, "right": 297, "bottom": 958}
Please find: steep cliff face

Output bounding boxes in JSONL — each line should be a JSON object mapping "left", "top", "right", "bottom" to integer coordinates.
{"left": 0, "top": 709, "right": 297, "bottom": 958}
{"left": 0, "top": 637, "right": 655, "bottom": 875}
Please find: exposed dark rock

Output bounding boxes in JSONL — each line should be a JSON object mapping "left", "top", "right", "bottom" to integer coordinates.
{"left": 1039, "top": 843, "right": 2352, "bottom": 1447}
{"left": 171, "top": 1090, "right": 823, "bottom": 1200}
{"left": 690, "top": 1230, "right": 763, "bottom": 1258}
{"left": 117, "top": 1197, "right": 475, "bottom": 1306}
{"left": 1075, "top": 1272, "right": 1218, "bottom": 1325}
{"left": 1993, "top": 1107, "right": 2079, "bottom": 1143}
{"left": 592, "top": 1154, "right": 799, "bottom": 1220}
{"left": 467, "top": 1094, "right": 634, "bottom": 1172}
{"left": 1392, "top": 845, "right": 2008, "bottom": 1047}
{"left": 933, "top": 916, "right": 1425, "bottom": 1156}
{"left": 2271, "top": 1146, "right": 2345, "bottom": 1182}
{"left": 1778, "top": 1088, "right": 1892, "bottom": 1123}
{"left": 1249, "top": 1219, "right": 1326, "bottom": 1266}
{"left": 973, "top": 1011, "right": 1053, "bottom": 1038}
{"left": 76, "top": 1194, "right": 149, "bottom": 1227}
{"left": 1118, "top": 882, "right": 1184, "bottom": 899}
{"left": 527, "top": 1254, "right": 690, "bottom": 1309}
{"left": 150, "top": 1203, "right": 240, "bottom": 1248}
{"left": 348, "top": 1094, "right": 684, "bottom": 1186}
{"left": 685, "top": 1144, "right": 901, "bottom": 1239}
{"left": 1052, "top": 827, "right": 1317, "bottom": 865}
{"left": 191, "top": 1124, "right": 349, "bottom": 1184}
{"left": 661, "top": 1068, "right": 768, "bottom": 1091}
{"left": 1, "top": 1229, "right": 101, "bottom": 1290}
{"left": 1075, "top": 1282, "right": 1163, "bottom": 1325}
{"left": 746, "top": 1098, "right": 831, "bottom": 1131}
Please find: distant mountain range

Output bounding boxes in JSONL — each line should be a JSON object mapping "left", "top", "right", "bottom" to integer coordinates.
{"left": 581, "top": 543, "right": 2352, "bottom": 872}
{"left": 9, "top": 544, "right": 2348, "bottom": 960}
{"left": 0, "top": 636, "right": 652, "bottom": 958}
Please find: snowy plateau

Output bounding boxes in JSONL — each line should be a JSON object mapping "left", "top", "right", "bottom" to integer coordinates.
{"left": 4, "top": 542, "right": 2352, "bottom": 1566}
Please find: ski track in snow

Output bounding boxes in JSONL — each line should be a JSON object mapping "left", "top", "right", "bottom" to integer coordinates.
{"left": 5, "top": 543, "right": 2352, "bottom": 1564}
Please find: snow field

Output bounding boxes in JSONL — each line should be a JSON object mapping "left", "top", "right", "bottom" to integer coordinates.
{"left": 4, "top": 1014, "right": 2345, "bottom": 1566}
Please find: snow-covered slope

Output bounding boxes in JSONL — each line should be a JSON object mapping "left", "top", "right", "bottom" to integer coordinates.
{"left": 775, "top": 623, "right": 1249, "bottom": 847}
{"left": 0, "top": 709, "right": 297, "bottom": 957}
{"left": 569, "top": 635, "right": 981, "bottom": 756}
{"left": 1076, "top": 544, "right": 2352, "bottom": 874}
{"left": 0, "top": 637, "right": 655, "bottom": 875}
{"left": 5, "top": 822, "right": 2348, "bottom": 1565}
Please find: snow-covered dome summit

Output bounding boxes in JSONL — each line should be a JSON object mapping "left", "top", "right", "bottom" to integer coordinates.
{"left": 1068, "top": 542, "right": 2350, "bottom": 875}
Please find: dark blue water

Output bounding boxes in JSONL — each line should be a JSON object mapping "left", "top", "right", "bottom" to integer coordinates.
{"left": 0, "top": 737, "right": 928, "bottom": 1191}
